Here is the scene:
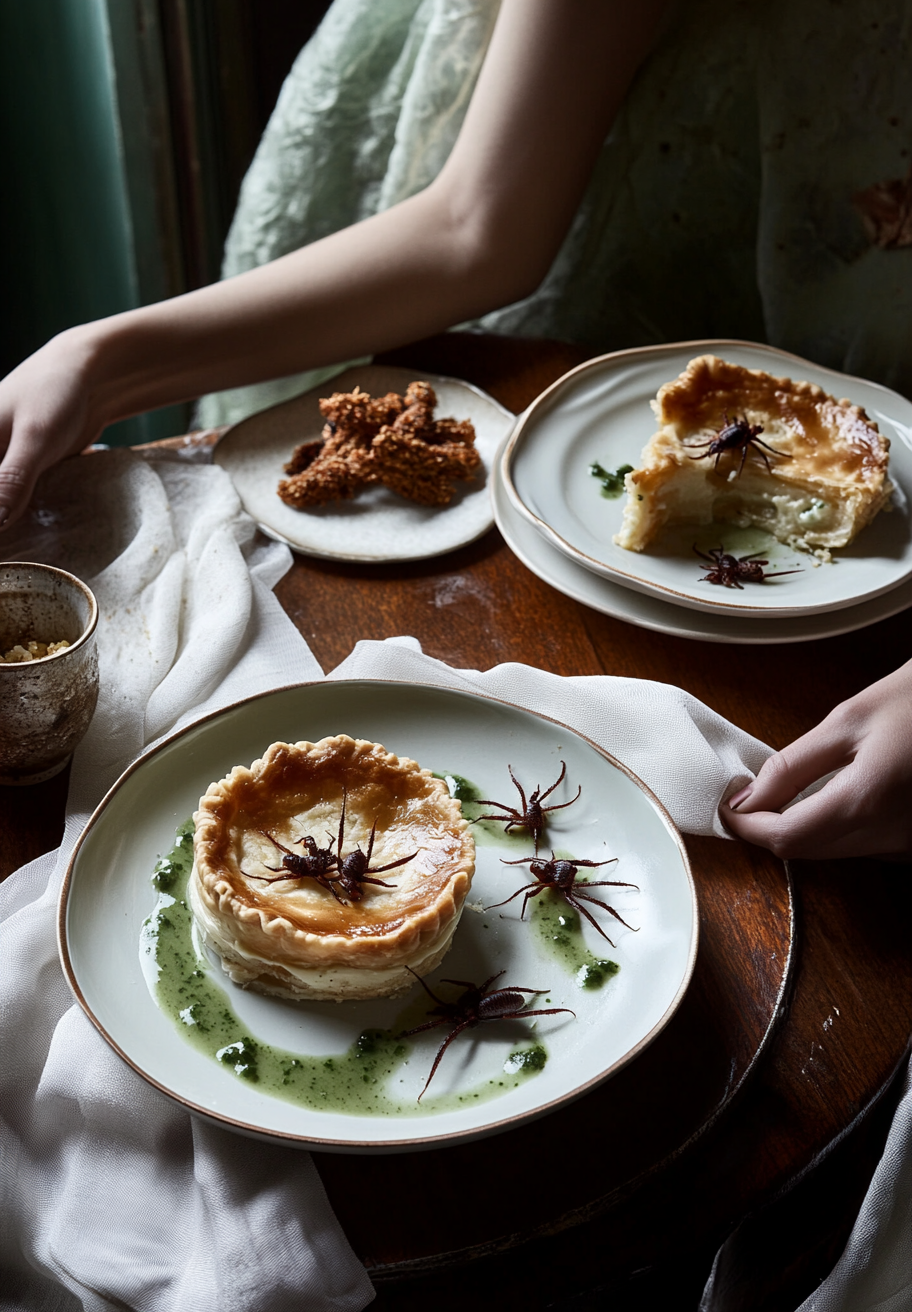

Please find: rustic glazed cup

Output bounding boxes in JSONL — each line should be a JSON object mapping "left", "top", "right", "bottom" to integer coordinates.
{"left": 0, "top": 563, "right": 99, "bottom": 785}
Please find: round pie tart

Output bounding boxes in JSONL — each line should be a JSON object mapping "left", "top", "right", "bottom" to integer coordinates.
{"left": 189, "top": 735, "right": 475, "bottom": 1001}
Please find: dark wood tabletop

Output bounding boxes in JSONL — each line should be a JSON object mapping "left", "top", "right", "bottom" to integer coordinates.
{"left": 3, "top": 333, "right": 911, "bottom": 1311}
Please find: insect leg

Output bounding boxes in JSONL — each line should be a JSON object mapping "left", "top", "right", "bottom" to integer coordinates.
{"left": 565, "top": 892, "right": 618, "bottom": 946}
{"left": 484, "top": 883, "right": 536, "bottom": 911}
{"left": 537, "top": 761, "right": 567, "bottom": 803}
{"left": 417, "top": 1022, "right": 472, "bottom": 1101}
{"left": 574, "top": 889, "right": 638, "bottom": 931}
{"left": 507, "top": 765, "right": 529, "bottom": 816}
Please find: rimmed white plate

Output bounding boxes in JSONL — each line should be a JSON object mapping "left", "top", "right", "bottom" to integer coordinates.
{"left": 492, "top": 457, "right": 912, "bottom": 644}
{"left": 59, "top": 680, "right": 696, "bottom": 1153}
{"left": 213, "top": 365, "right": 514, "bottom": 561}
{"left": 503, "top": 340, "right": 912, "bottom": 618}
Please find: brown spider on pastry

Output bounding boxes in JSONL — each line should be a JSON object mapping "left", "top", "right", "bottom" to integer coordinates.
{"left": 277, "top": 381, "right": 481, "bottom": 509}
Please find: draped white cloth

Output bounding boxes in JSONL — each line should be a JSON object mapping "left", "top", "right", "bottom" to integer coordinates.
{"left": 795, "top": 1065, "right": 912, "bottom": 1312}
{"left": 0, "top": 450, "right": 373, "bottom": 1312}
{"left": 2, "top": 448, "right": 907, "bottom": 1311}
{"left": 325, "top": 635, "right": 770, "bottom": 840}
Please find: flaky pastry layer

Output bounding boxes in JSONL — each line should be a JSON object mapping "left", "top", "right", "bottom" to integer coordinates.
{"left": 191, "top": 735, "right": 474, "bottom": 1000}
{"left": 614, "top": 355, "right": 892, "bottom": 554}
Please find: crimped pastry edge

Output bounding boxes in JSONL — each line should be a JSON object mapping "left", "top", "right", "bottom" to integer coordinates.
{"left": 615, "top": 354, "right": 892, "bottom": 553}
{"left": 191, "top": 735, "right": 474, "bottom": 980}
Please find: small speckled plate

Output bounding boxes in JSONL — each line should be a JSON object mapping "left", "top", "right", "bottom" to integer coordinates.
{"left": 212, "top": 365, "right": 514, "bottom": 561}
{"left": 503, "top": 340, "right": 912, "bottom": 618}
{"left": 59, "top": 680, "right": 696, "bottom": 1153}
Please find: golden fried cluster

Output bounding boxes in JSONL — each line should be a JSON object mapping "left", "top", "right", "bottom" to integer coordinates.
{"left": 277, "top": 381, "right": 481, "bottom": 509}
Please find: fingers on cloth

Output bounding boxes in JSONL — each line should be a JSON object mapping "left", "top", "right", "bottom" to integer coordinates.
{"left": 729, "top": 720, "right": 856, "bottom": 816}
{"left": 723, "top": 760, "right": 899, "bottom": 860}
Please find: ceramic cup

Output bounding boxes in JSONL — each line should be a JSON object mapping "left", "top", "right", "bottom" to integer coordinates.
{"left": 0, "top": 562, "right": 99, "bottom": 785}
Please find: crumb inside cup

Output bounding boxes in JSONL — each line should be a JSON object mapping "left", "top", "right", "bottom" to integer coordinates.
{"left": 2, "top": 639, "right": 71, "bottom": 663}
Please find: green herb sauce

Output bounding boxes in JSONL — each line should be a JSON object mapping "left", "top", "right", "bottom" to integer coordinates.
{"left": 142, "top": 821, "right": 551, "bottom": 1114}
{"left": 435, "top": 771, "right": 528, "bottom": 850}
{"left": 438, "top": 773, "right": 624, "bottom": 992}
{"left": 590, "top": 461, "right": 634, "bottom": 498}
{"left": 503, "top": 1044, "right": 548, "bottom": 1074}
{"left": 530, "top": 888, "right": 620, "bottom": 989}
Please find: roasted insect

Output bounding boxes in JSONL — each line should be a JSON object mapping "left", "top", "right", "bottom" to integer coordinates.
{"left": 684, "top": 412, "right": 791, "bottom": 477}
{"left": 244, "top": 829, "right": 339, "bottom": 893}
{"left": 488, "top": 853, "right": 638, "bottom": 946}
{"left": 243, "top": 790, "right": 415, "bottom": 904}
{"left": 694, "top": 545, "right": 802, "bottom": 590}
{"left": 401, "top": 968, "right": 574, "bottom": 1100}
{"left": 474, "top": 762, "right": 581, "bottom": 851}
{"left": 331, "top": 790, "right": 417, "bottom": 902}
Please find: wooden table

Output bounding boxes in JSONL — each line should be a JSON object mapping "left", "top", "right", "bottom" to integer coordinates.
{"left": 3, "top": 334, "right": 911, "bottom": 1311}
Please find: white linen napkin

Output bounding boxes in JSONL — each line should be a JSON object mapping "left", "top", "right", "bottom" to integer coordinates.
{"left": 326, "top": 636, "right": 772, "bottom": 837}
{"left": 698, "top": 1061, "right": 912, "bottom": 1312}
{"left": 795, "top": 1062, "right": 912, "bottom": 1312}
{"left": 0, "top": 450, "right": 374, "bottom": 1312}
{"left": 333, "top": 641, "right": 912, "bottom": 1312}
{"left": 12, "top": 447, "right": 867, "bottom": 1312}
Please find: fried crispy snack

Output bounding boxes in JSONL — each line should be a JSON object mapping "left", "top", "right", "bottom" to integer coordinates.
{"left": 277, "top": 381, "right": 480, "bottom": 509}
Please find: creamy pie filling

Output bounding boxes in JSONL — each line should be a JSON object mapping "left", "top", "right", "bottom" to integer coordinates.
{"left": 615, "top": 355, "right": 892, "bottom": 555}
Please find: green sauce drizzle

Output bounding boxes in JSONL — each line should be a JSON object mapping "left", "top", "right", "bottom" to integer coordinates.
{"left": 504, "top": 1044, "right": 548, "bottom": 1074}
{"left": 435, "top": 771, "right": 532, "bottom": 851}
{"left": 530, "top": 888, "right": 620, "bottom": 989}
{"left": 590, "top": 461, "right": 634, "bottom": 498}
{"left": 141, "top": 820, "right": 551, "bottom": 1115}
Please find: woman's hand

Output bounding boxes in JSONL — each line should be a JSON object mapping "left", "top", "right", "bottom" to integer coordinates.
{"left": 0, "top": 325, "right": 112, "bottom": 530}
{"left": 722, "top": 658, "right": 912, "bottom": 860}
{"left": 0, "top": 0, "right": 672, "bottom": 532}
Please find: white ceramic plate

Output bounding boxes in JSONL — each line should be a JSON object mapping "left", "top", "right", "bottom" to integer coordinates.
{"left": 213, "top": 365, "right": 514, "bottom": 562}
{"left": 59, "top": 681, "right": 696, "bottom": 1153}
{"left": 503, "top": 340, "right": 912, "bottom": 618}
{"left": 493, "top": 456, "right": 912, "bottom": 644}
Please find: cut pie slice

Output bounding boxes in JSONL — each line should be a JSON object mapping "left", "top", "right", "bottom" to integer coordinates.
{"left": 614, "top": 355, "right": 892, "bottom": 557}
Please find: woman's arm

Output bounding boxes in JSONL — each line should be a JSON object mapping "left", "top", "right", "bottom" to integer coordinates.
{"left": 0, "top": 0, "right": 671, "bottom": 529}
{"left": 722, "top": 657, "right": 912, "bottom": 860}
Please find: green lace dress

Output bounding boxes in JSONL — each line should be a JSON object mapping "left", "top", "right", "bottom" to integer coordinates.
{"left": 198, "top": 0, "right": 912, "bottom": 425}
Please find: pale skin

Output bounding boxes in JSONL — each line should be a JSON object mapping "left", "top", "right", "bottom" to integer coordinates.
{"left": 723, "top": 658, "right": 912, "bottom": 861}
{"left": 0, "top": 0, "right": 669, "bottom": 525}
{"left": 0, "top": 0, "right": 908, "bottom": 862}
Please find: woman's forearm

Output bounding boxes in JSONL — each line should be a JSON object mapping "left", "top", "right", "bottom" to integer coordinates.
{"left": 0, "top": 0, "right": 671, "bottom": 528}
{"left": 84, "top": 0, "right": 673, "bottom": 426}
{"left": 78, "top": 183, "right": 525, "bottom": 430}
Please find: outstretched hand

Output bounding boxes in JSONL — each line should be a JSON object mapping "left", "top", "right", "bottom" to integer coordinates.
{"left": 722, "top": 657, "right": 912, "bottom": 860}
{"left": 0, "top": 0, "right": 673, "bottom": 533}
{"left": 0, "top": 327, "right": 104, "bottom": 532}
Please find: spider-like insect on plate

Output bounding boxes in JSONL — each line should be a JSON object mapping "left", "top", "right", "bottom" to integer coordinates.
{"left": 473, "top": 761, "right": 580, "bottom": 852}
{"left": 487, "top": 852, "right": 639, "bottom": 945}
{"left": 400, "top": 968, "right": 574, "bottom": 1100}
{"left": 243, "top": 790, "right": 416, "bottom": 903}
{"left": 684, "top": 412, "right": 791, "bottom": 478}
{"left": 694, "top": 545, "right": 802, "bottom": 590}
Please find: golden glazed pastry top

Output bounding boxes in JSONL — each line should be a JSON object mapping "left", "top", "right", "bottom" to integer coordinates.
{"left": 656, "top": 355, "right": 889, "bottom": 486}
{"left": 192, "top": 735, "right": 474, "bottom": 972}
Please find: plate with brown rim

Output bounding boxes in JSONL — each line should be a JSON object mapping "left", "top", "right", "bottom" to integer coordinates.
{"left": 502, "top": 340, "right": 912, "bottom": 619}
{"left": 59, "top": 680, "right": 696, "bottom": 1153}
